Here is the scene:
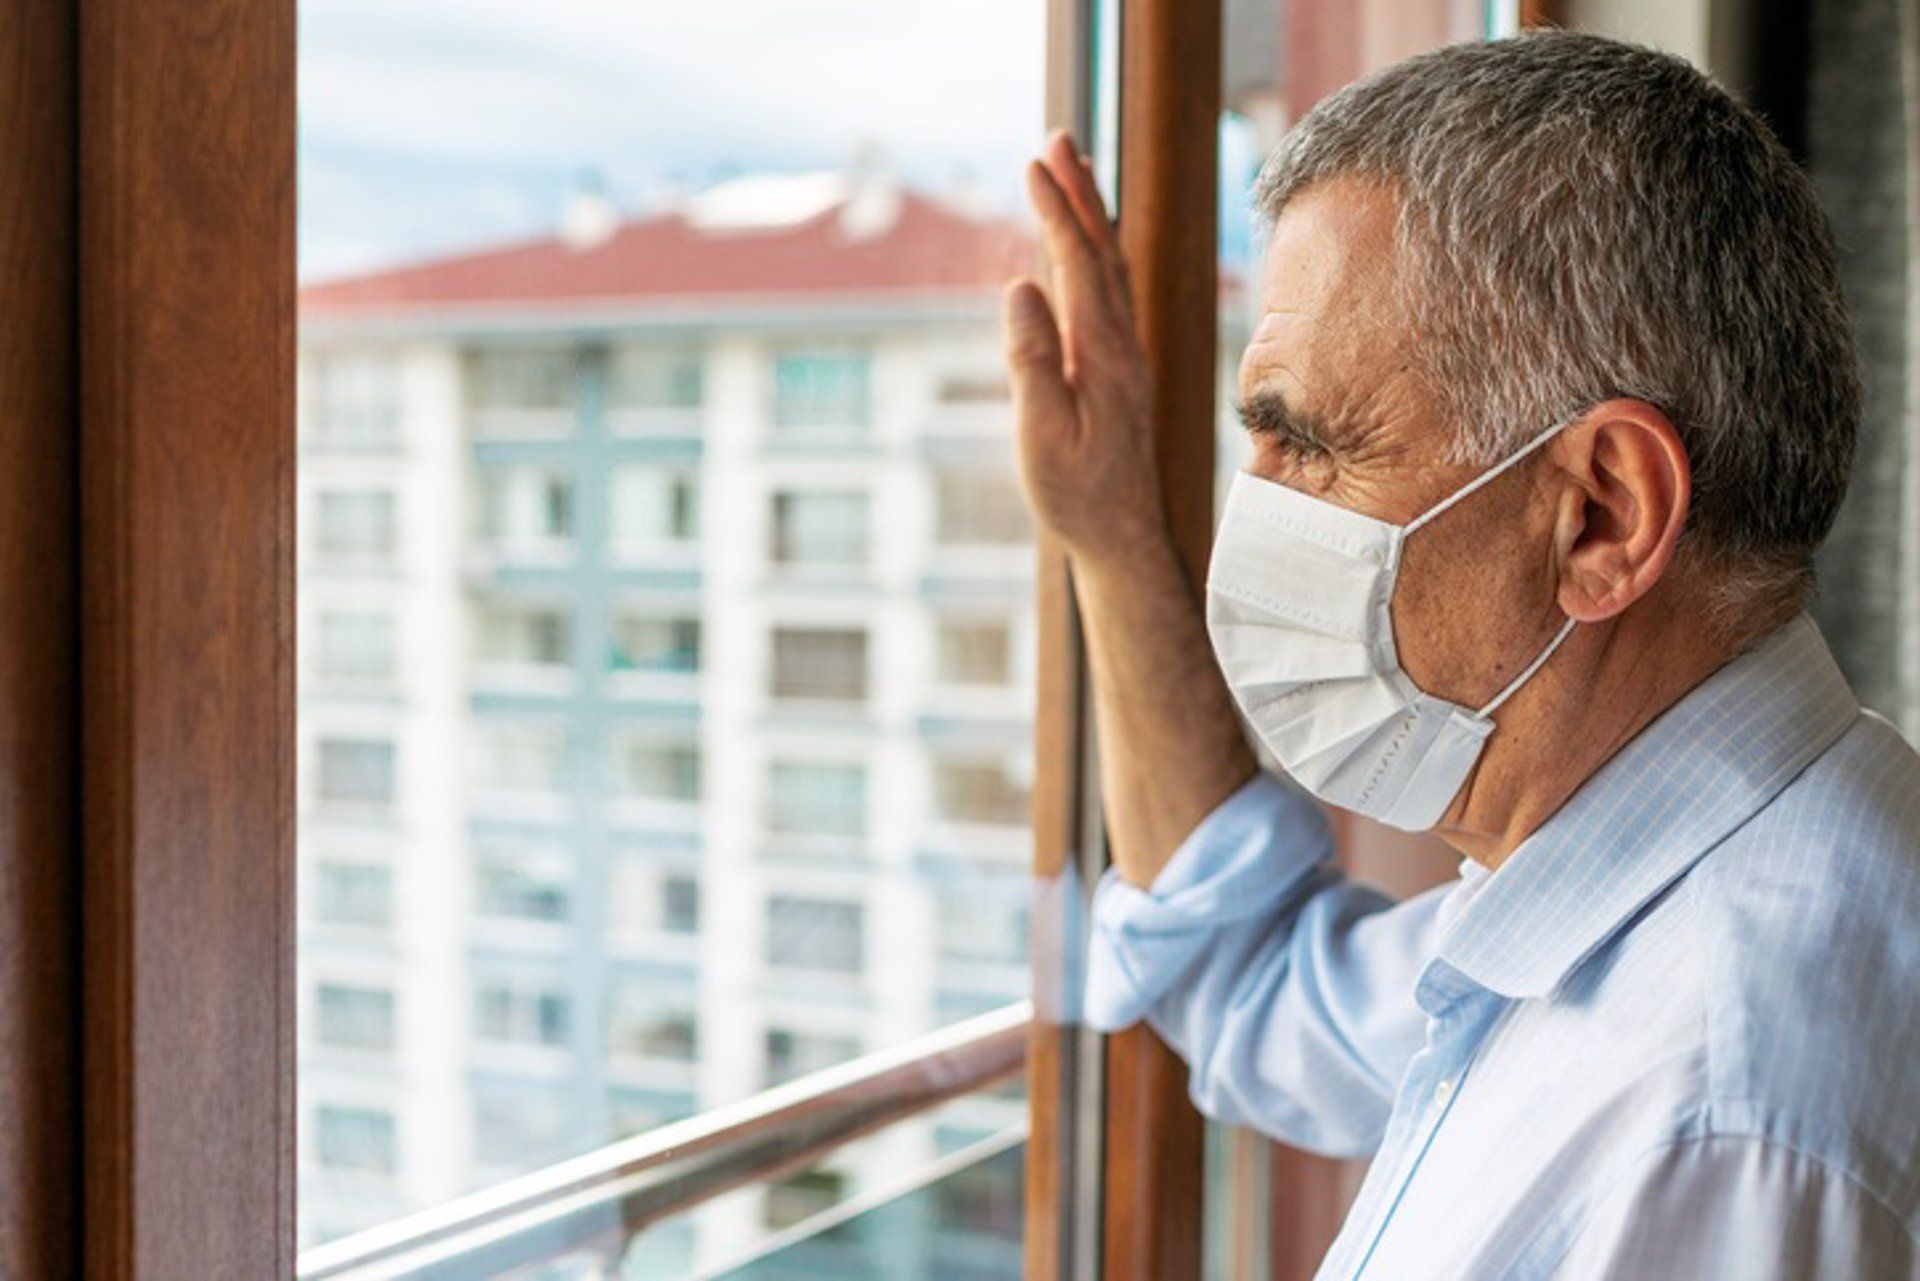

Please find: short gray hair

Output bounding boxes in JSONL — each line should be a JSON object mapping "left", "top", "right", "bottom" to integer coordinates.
{"left": 1255, "top": 31, "right": 1860, "bottom": 626}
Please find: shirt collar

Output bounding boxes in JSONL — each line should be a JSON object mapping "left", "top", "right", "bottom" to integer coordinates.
{"left": 1431, "top": 614, "right": 1860, "bottom": 1001}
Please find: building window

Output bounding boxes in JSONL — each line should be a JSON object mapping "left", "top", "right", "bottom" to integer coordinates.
{"left": 473, "top": 977, "right": 570, "bottom": 1048}
{"left": 766, "top": 895, "right": 864, "bottom": 973}
{"left": 769, "top": 627, "right": 867, "bottom": 703}
{"left": 765, "top": 1168, "right": 846, "bottom": 1231}
{"left": 607, "top": 982, "right": 697, "bottom": 1063}
{"left": 315, "top": 737, "right": 396, "bottom": 810}
{"left": 614, "top": 736, "right": 701, "bottom": 803}
{"left": 608, "top": 610, "right": 700, "bottom": 674}
{"left": 932, "top": 1156, "right": 1022, "bottom": 1238}
{"left": 315, "top": 983, "right": 396, "bottom": 1053}
{"left": 766, "top": 760, "right": 867, "bottom": 837}
{"left": 479, "top": 468, "right": 574, "bottom": 549}
{"left": 315, "top": 861, "right": 392, "bottom": 930}
{"left": 473, "top": 721, "right": 569, "bottom": 796}
{"left": 932, "top": 756, "right": 1029, "bottom": 827}
{"left": 315, "top": 489, "right": 398, "bottom": 563}
{"left": 935, "top": 616, "right": 1013, "bottom": 686}
{"left": 609, "top": 467, "right": 699, "bottom": 547}
{"left": 474, "top": 599, "right": 572, "bottom": 670}
{"left": 316, "top": 1105, "right": 396, "bottom": 1176}
{"left": 772, "top": 351, "right": 870, "bottom": 434}
{"left": 933, "top": 469, "right": 1030, "bottom": 546}
{"left": 769, "top": 489, "right": 869, "bottom": 567}
{"left": 764, "top": 1028, "right": 862, "bottom": 1088}
{"left": 474, "top": 845, "right": 570, "bottom": 924}
{"left": 609, "top": 862, "right": 700, "bottom": 936}
{"left": 316, "top": 610, "right": 397, "bottom": 685}
{"left": 472, "top": 1089, "right": 570, "bottom": 1169}
{"left": 310, "top": 352, "right": 400, "bottom": 450}
{"left": 468, "top": 348, "right": 577, "bottom": 415}
{"left": 608, "top": 346, "right": 702, "bottom": 413}
{"left": 937, "top": 896, "right": 1027, "bottom": 968}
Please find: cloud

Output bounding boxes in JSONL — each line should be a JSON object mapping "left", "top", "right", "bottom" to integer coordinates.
{"left": 299, "top": 0, "right": 1047, "bottom": 279}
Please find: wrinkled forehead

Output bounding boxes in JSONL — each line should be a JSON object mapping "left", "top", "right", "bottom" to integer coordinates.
{"left": 1241, "top": 178, "right": 1416, "bottom": 424}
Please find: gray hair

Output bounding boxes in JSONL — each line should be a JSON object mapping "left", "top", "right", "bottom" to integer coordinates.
{"left": 1255, "top": 31, "right": 1860, "bottom": 630}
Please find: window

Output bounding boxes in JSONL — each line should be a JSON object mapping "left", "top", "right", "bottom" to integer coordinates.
{"left": 310, "top": 352, "right": 400, "bottom": 449}
{"left": 936, "top": 372, "right": 1011, "bottom": 405}
{"left": 473, "top": 977, "right": 570, "bottom": 1048}
{"left": 315, "top": 490, "right": 397, "bottom": 563}
{"left": 474, "top": 599, "right": 571, "bottom": 670}
{"left": 614, "top": 736, "right": 700, "bottom": 803}
{"left": 609, "top": 467, "right": 700, "bottom": 549}
{"left": 478, "top": 468, "right": 574, "bottom": 550}
{"left": 766, "top": 895, "right": 864, "bottom": 974}
{"left": 315, "top": 983, "right": 396, "bottom": 1053}
{"left": 472, "top": 1089, "right": 570, "bottom": 1169}
{"left": 468, "top": 348, "right": 577, "bottom": 416}
{"left": 474, "top": 846, "right": 570, "bottom": 924}
{"left": 770, "top": 490, "right": 870, "bottom": 567}
{"left": 935, "top": 617, "right": 1013, "bottom": 686}
{"left": 773, "top": 350, "right": 871, "bottom": 434}
{"left": 315, "top": 738, "right": 396, "bottom": 810}
{"left": 765, "top": 1168, "right": 846, "bottom": 1231}
{"left": 933, "top": 469, "right": 1030, "bottom": 546}
{"left": 607, "top": 983, "right": 697, "bottom": 1063}
{"left": 314, "top": 861, "right": 392, "bottom": 931}
{"left": 937, "top": 897, "right": 1027, "bottom": 968}
{"left": 316, "top": 611, "right": 396, "bottom": 685}
{"left": 608, "top": 862, "right": 700, "bottom": 937}
{"left": 473, "top": 721, "right": 569, "bottom": 797}
{"left": 932, "top": 756, "right": 1028, "bottom": 827}
{"left": 769, "top": 627, "right": 868, "bottom": 703}
{"left": 766, "top": 760, "right": 868, "bottom": 837}
{"left": 764, "top": 1027, "right": 862, "bottom": 1087}
{"left": 608, "top": 346, "right": 703, "bottom": 414}
{"left": 316, "top": 1105, "right": 397, "bottom": 1176}
{"left": 608, "top": 610, "right": 700, "bottom": 674}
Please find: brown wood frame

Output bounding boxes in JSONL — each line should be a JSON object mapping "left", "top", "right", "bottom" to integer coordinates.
{"left": 0, "top": 0, "right": 81, "bottom": 1275}
{"left": 76, "top": 0, "right": 298, "bottom": 1275}
{"left": 1026, "top": 0, "right": 1222, "bottom": 1275}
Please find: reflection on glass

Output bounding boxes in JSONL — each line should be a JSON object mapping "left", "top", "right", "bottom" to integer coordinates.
{"left": 296, "top": 0, "right": 1044, "bottom": 1257}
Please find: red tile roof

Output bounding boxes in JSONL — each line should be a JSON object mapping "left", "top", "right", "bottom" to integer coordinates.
{"left": 300, "top": 190, "right": 1040, "bottom": 318}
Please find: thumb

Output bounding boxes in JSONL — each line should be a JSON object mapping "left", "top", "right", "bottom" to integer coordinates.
{"left": 1002, "top": 279, "right": 1075, "bottom": 434}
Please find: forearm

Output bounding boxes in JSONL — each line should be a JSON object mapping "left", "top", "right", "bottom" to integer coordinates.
{"left": 1073, "top": 534, "right": 1259, "bottom": 887}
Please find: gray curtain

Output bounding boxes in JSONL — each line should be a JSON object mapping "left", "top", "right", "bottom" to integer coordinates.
{"left": 1806, "top": 0, "right": 1920, "bottom": 738}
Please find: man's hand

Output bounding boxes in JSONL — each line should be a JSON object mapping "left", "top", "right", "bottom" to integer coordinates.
{"left": 1004, "top": 131, "right": 1168, "bottom": 566}
{"left": 1003, "top": 131, "right": 1258, "bottom": 888}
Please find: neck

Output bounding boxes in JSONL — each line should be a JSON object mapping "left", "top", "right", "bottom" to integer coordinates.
{"left": 1438, "top": 590, "right": 1747, "bottom": 870}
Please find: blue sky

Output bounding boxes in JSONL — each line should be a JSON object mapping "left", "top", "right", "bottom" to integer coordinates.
{"left": 298, "top": 0, "right": 1263, "bottom": 282}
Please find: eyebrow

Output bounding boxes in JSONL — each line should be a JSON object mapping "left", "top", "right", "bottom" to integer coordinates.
{"left": 1234, "top": 389, "right": 1342, "bottom": 452}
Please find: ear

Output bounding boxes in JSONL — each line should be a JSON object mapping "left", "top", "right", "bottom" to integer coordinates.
{"left": 1551, "top": 399, "right": 1691, "bottom": 623}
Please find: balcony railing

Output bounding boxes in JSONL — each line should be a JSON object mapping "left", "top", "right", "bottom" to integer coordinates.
{"left": 297, "top": 1001, "right": 1030, "bottom": 1281}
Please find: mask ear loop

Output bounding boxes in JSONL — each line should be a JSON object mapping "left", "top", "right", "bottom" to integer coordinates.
{"left": 1477, "top": 615, "right": 1578, "bottom": 717}
{"left": 1403, "top": 417, "right": 1574, "bottom": 537}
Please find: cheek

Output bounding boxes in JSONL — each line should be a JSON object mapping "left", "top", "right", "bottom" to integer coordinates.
{"left": 1389, "top": 511, "right": 1540, "bottom": 701}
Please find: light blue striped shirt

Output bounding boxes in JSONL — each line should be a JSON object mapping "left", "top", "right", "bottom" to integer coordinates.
{"left": 1086, "top": 616, "right": 1920, "bottom": 1278}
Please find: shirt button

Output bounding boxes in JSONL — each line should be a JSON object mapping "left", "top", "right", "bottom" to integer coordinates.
{"left": 1432, "top": 1079, "right": 1454, "bottom": 1106}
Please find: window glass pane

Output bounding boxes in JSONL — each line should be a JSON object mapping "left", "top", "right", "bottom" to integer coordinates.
{"left": 298, "top": 0, "right": 1044, "bottom": 1255}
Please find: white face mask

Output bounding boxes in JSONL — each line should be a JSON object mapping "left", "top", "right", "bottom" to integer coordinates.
{"left": 1206, "top": 420, "right": 1577, "bottom": 831}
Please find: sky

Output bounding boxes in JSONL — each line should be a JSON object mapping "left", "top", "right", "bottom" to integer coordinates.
{"left": 298, "top": 0, "right": 1052, "bottom": 281}
{"left": 298, "top": 0, "right": 1264, "bottom": 284}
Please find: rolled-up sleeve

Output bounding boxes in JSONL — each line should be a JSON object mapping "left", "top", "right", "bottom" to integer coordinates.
{"left": 1085, "top": 772, "right": 1450, "bottom": 1156}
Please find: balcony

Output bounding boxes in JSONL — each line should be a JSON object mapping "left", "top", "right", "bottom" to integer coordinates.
{"left": 296, "top": 1003, "right": 1028, "bottom": 1281}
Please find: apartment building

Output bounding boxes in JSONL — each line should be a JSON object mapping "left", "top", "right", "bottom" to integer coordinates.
{"left": 295, "top": 170, "right": 1038, "bottom": 1272}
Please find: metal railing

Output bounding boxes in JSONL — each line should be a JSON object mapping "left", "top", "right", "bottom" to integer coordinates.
{"left": 297, "top": 1001, "right": 1031, "bottom": 1281}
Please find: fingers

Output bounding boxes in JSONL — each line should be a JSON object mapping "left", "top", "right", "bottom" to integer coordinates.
{"left": 1002, "top": 279, "right": 1077, "bottom": 435}
{"left": 1038, "top": 131, "right": 1135, "bottom": 326}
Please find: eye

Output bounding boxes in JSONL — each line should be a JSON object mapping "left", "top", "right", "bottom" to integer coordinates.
{"left": 1237, "top": 400, "right": 1332, "bottom": 462}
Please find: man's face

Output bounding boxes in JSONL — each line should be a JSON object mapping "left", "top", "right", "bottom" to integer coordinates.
{"left": 1236, "top": 178, "right": 1566, "bottom": 711}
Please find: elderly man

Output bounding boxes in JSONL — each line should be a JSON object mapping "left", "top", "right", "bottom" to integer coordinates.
{"left": 1004, "top": 31, "right": 1920, "bottom": 1280}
